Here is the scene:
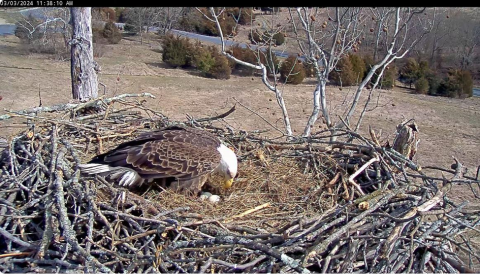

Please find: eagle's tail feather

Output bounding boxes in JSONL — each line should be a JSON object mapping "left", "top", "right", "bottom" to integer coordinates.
{"left": 79, "top": 163, "right": 143, "bottom": 187}
{"left": 78, "top": 163, "right": 114, "bottom": 174}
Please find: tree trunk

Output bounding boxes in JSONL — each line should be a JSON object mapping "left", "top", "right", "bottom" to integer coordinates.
{"left": 70, "top": 7, "right": 98, "bottom": 101}
{"left": 303, "top": 80, "right": 328, "bottom": 137}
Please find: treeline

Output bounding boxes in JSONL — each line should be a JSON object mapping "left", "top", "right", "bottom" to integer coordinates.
{"left": 161, "top": 33, "right": 473, "bottom": 99}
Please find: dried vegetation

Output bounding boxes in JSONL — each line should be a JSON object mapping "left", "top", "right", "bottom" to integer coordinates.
{"left": 0, "top": 94, "right": 479, "bottom": 273}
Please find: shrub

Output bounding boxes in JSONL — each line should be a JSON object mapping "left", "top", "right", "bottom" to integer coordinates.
{"left": 303, "top": 60, "right": 316, "bottom": 78}
{"left": 249, "top": 30, "right": 263, "bottom": 43}
{"left": 280, "top": 55, "right": 306, "bottom": 85}
{"left": 399, "top": 58, "right": 420, "bottom": 88}
{"left": 425, "top": 72, "right": 442, "bottom": 95}
{"left": 115, "top": 7, "right": 126, "bottom": 22}
{"left": 259, "top": 48, "right": 280, "bottom": 76}
{"left": 249, "top": 31, "right": 285, "bottom": 46}
{"left": 103, "top": 21, "right": 122, "bottom": 44}
{"left": 272, "top": 32, "right": 285, "bottom": 46}
{"left": 418, "top": 60, "right": 430, "bottom": 76}
{"left": 239, "top": 8, "right": 255, "bottom": 25}
{"left": 329, "top": 56, "right": 355, "bottom": 86}
{"left": 438, "top": 69, "right": 473, "bottom": 98}
{"left": 228, "top": 7, "right": 255, "bottom": 25}
{"left": 207, "top": 46, "right": 231, "bottom": 80}
{"left": 228, "top": 44, "right": 257, "bottom": 75}
{"left": 180, "top": 7, "right": 236, "bottom": 37}
{"left": 349, "top": 53, "right": 366, "bottom": 83}
{"left": 161, "top": 34, "right": 193, "bottom": 68}
{"left": 92, "top": 27, "right": 105, "bottom": 43}
{"left": 191, "top": 42, "right": 216, "bottom": 75}
{"left": 380, "top": 64, "right": 397, "bottom": 89}
{"left": 124, "top": 24, "right": 136, "bottom": 32}
{"left": 414, "top": 77, "right": 429, "bottom": 94}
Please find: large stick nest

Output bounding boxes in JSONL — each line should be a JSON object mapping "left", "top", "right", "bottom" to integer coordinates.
{"left": 0, "top": 93, "right": 479, "bottom": 273}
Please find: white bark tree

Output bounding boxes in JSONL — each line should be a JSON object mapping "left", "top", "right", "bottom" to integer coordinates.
{"left": 289, "top": 7, "right": 365, "bottom": 137}
{"left": 70, "top": 7, "right": 99, "bottom": 101}
{"left": 347, "top": 8, "right": 434, "bottom": 132}
{"left": 205, "top": 7, "right": 434, "bottom": 139}
{"left": 14, "top": 8, "right": 71, "bottom": 53}
{"left": 290, "top": 7, "right": 434, "bottom": 137}
{"left": 204, "top": 7, "right": 293, "bottom": 137}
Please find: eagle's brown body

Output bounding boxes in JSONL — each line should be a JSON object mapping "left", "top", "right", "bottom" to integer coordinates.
{"left": 80, "top": 126, "right": 237, "bottom": 194}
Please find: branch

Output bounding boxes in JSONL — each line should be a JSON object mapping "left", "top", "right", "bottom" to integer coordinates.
{"left": 0, "top": 93, "right": 156, "bottom": 120}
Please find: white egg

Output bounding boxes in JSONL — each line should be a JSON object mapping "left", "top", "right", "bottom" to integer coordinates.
{"left": 200, "top": 192, "right": 212, "bottom": 200}
{"left": 208, "top": 195, "right": 221, "bottom": 203}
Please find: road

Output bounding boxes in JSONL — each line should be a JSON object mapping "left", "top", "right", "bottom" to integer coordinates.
{"left": 474, "top": 88, "right": 480, "bottom": 97}
{"left": 169, "top": 29, "right": 294, "bottom": 59}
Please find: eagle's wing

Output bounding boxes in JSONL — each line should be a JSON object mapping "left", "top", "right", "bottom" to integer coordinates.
{"left": 89, "top": 126, "right": 222, "bottom": 181}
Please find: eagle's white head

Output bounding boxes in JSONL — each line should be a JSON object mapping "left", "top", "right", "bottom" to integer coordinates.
{"left": 216, "top": 143, "right": 238, "bottom": 188}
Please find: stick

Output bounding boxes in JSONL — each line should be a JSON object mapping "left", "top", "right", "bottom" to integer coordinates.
{"left": 348, "top": 156, "right": 379, "bottom": 196}
{"left": 0, "top": 93, "right": 156, "bottom": 120}
{"left": 224, "top": 203, "right": 271, "bottom": 223}
{"left": 188, "top": 104, "right": 236, "bottom": 123}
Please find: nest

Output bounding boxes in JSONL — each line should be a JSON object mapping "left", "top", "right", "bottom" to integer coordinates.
{"left": 1, "top": 93, "right": 479, "bottom": 273}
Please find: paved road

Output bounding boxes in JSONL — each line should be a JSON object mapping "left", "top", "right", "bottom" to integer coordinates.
{"left": 169, "top": 28, "right": 293, "bottom": 59}
{"left": 474, "top": 88, "right": 480, "bottom": 97}
{"left": 0, "top": 24, "right": 15, "bottom": 35}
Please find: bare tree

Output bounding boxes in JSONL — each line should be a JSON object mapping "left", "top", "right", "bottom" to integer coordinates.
{"left": 156, "top": 7, "right": 185, "bottom": 35}
{"left": 205, "top": 7, "right": 433, "bottom": 139}
{"left": 448, "top": 8, "right": 480, "bottom": 70}
{"left": 14, "top": 8, "right": 71, "bottom": 55}
{"left": 122, "top": 8, "right": 148, "bottom": 43}
{"left": 347, "top": 8, "right": 434, "bottom": 132}
{"left": 288, "top": 7, "right": 434, "bottom": 137}
{"left": 427, "top": 9, "right": 450, "bottom": 68}
{"left": 70, "top": 7, "right": 99, "bottom": 101}
{"left": 288, "top": 7, "right": 365, "bottom": 137}
{"left": 203, "top": 7, "right": 293, "bottom": 136}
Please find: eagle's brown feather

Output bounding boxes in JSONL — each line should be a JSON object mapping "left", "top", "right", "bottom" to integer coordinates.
{"left": 81, "top": 126, "right": 228, "bottom": 194}
{"left": 91, "top": 126, "right": 222, "bottom": 181}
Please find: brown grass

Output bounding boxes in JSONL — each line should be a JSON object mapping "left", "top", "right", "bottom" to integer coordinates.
{"left": 139, "top": 153, "right": 332, "bottom": 229}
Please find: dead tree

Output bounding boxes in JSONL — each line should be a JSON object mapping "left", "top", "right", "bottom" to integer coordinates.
{"left": 204, "top": 7, "right": 293, "bottom": 137}
{"left": 70, "top": 7, "right": 99, "bottom": 101}
{"left": 14, "top": 8, "right": 71, "bottom": 55}
{"left": 348, "top": 8, "right": 434, "bottom": 132}
{"left": 289, "top": 7, "right": 434, "bottom": 137}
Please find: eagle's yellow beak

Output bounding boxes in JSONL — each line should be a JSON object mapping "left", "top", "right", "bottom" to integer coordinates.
{"left": 224, "top": 178, "right": 234, "bottom": 189}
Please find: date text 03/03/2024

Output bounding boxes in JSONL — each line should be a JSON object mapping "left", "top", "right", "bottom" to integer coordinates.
{"left": 0, "top": 0, "right": 73, "bottom": 7}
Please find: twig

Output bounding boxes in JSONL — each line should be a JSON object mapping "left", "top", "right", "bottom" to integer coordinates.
{"left": 224, "top": 203, "right": 271, "bottom": 223}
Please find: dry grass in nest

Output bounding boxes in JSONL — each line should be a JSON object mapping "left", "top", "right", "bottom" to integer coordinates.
{"left": 145, "top": 155, "right": 332, "bottom": 230}
{"left": 90, "top": 146, "right": 336, "bottom": 231}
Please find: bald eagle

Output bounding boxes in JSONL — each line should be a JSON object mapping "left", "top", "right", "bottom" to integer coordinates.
{"left": 79, "top": 126, "right": 238, "bottom": 194}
